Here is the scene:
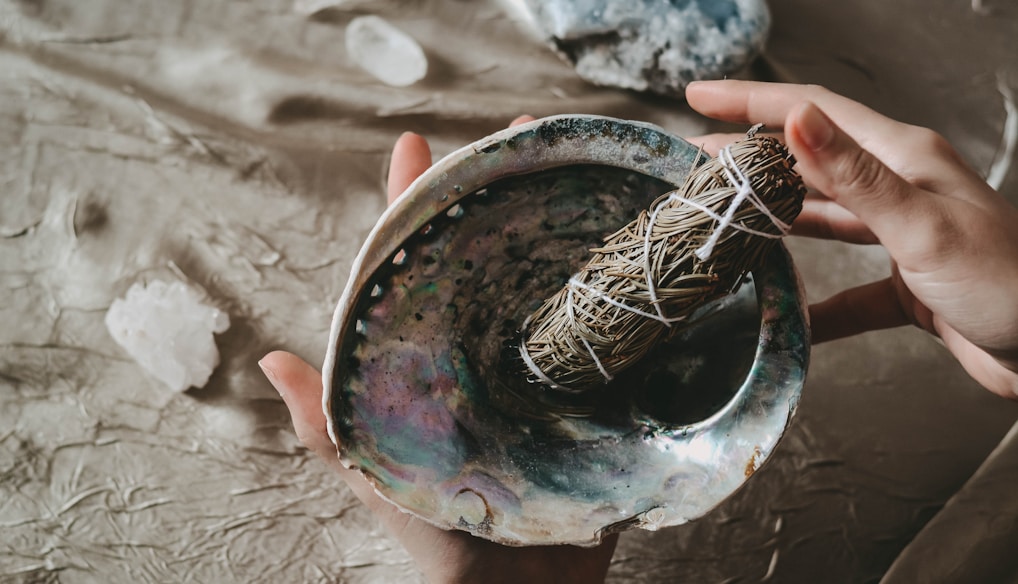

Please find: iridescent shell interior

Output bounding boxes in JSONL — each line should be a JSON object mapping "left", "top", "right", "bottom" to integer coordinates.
{"left": 323, "top": 116, "right": 809, "bottom": 546}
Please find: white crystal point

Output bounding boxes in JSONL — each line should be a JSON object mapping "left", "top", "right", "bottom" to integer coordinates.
{"left": 105, "top": 280, "right": 230, "bottom": 392}
{"left": 345, "top": 15, "right": 428, "bottom": 87}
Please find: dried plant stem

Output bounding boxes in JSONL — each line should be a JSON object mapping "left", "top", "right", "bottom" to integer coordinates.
{"left": 519, "top": 133, "right": 806, "bottom": 392}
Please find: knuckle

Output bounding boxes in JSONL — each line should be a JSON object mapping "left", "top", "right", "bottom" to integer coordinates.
{"left": 1006, "top": 378, "right": 1018, "bottom": 402}
{"left": 836, "top": 145, "right": 886, "bottom": 194}
{"left": 907, "top": 204, "right": 960, "bottom": 263}
{"left": 909, "top": 126, "right": 955, "bottom": 158}
{"left": 803, "top": 83, "right": 831, "bottom": 98}
{"left": 892, "top": 126, "right": 964, "bottom": 191}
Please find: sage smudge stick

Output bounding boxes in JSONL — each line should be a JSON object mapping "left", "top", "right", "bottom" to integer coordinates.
{"left": 519, "top": 128, "right": 807, "bottom": 392}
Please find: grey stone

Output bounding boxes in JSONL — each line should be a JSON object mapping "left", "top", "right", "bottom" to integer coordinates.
{"left": 518, "top": 0, "right": 770, "bottom": 97}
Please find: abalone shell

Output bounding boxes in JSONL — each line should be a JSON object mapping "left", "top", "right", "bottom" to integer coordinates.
{"left": 323, "top": 116, "right": 809, "bottom": 546}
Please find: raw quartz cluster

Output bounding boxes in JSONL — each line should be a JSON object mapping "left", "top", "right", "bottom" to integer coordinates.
{"left": 105, "top": 280, "right": 230, "bottom": 392}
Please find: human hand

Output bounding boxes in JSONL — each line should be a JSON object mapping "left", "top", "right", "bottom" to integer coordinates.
{"left": 259, "top": 115, "right": 618, "bottom": 584}
{"left": 686, "top": 80, "right": 1018, "bottom": 399}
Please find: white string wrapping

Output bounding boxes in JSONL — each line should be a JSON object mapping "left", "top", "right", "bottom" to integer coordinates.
{"left": 694, "top": 145, "right": 791, "bottom": 261}
{"left": 566, "top": 276, "right": 687, "bottom": 325}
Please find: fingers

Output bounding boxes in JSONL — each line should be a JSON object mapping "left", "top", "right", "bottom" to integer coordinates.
{"left": 686, "top": 80, "right": 921, "bottom": 170}
{"left": 688, "top": 81, "right": 982, "bottom": 196}
{"left": 784, "top": 102, "right": 948, "bottom": 262}
{"left": 936, "top": 321, "right": 1018, "bottom": 400}
{"left": 809, "top": 278, "right": 909, "bottom": 343}
{"left": 258, "top": 348, "right": 622, "bottom": 581}
{"left": 687, "top": 129, "right": 880, "bottom": 244}
{"left": 686, "top": 80, "right": 890, "bottom": 133}
{"left": 689, "top": 93, "right": 954, "bottom": 260}
{"left": 259, "top": 351, "right": 337, "bottom": 456}
{"left": 387, "top": 132, "right": 432, "bottom": 204}
{"left": 259, "top": 352, "right": 398, "bottom": 508}
{"left": 387, "top": 117, "right": 534, "bottom": 205}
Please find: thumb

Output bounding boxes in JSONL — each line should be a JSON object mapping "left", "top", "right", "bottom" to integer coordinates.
{"left": 259, "top": 351, "right": 410, "bottom": 519}
{"left": 785, "top": 102, "right": 930, "bottom": 252}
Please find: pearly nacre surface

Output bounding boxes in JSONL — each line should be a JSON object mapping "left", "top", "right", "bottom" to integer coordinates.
{"left": 324, "top": 116, "right": 809, "bottom": 546}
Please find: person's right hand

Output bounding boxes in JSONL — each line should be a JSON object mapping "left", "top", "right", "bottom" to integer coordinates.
{"left": 686, "top": 80, "right": 1018, "bottom": 399}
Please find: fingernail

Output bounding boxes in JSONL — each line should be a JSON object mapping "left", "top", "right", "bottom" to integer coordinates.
{"left": 398, "top": 131, "right": 418, "bottom": 140}
{"left": 796, "top": 102, "right": 835, "bottom": 152}
{"left": 258, "top": 358, "right": 281, "bottom": 393}
{"left": 509, "top": 114, "right": 535, "bottom": 127}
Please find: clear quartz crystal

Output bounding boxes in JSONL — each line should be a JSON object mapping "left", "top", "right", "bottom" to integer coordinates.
{"left": 345, "top": 15, "right": 428, "bottom": 87}
{"left": 105, "top": 280, "right": 230, "bottom": 392}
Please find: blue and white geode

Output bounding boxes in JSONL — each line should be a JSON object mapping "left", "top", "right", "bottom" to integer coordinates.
{"left": 516, "top": 0, "right": 770, "bottom": 96}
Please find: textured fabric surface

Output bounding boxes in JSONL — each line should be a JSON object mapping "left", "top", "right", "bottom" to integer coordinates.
{"left": 2, "top": 1, "right": 1017, "bottom": 582}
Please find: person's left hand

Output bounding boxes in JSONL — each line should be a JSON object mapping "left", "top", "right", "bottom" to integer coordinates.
{"left": 259, "top": 116, "right": 618, "bottom": 584}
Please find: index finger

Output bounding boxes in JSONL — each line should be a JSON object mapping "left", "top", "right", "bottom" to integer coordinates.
{"left": 685, "top": 81, "right": 899, "bottom": 139}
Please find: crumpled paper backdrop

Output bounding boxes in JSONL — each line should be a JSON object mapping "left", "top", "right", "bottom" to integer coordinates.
{"left": 2, "top": 0, "right": 1017, "bottom": 582}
